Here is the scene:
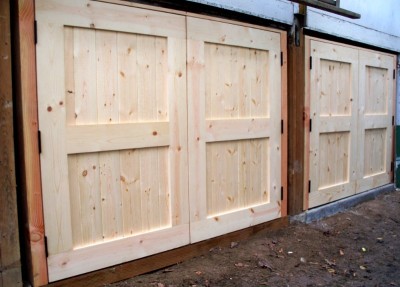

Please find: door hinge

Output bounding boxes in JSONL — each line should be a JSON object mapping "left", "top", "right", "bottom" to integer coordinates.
{"left": 394, "top": 69, "right": 396, "bottom": 80}
{"left": 392, "top": 116, "right": 395, "bottom": 126}
{"left": 281, "top": 119, "right": 284, "bottom": 134}
{"left": 310, "top": 56, "right": 313, "bottom": 70}
{"left": 44, "top": 236, "right": 49, "bottom": 257}
{"left": 34, "top": 20, "right": 38, "bottom": 44}
{"left": 281, "top": 186, "right": 284, "bottom": 201}
{"left": 391, "top": 161, "right": 394, "bottom": 172}
{"left": 308, "top": 180, "right": 311, "bottom": 193}
{"left": 38, "top": 130, "right": 42, "bottom": 154}
{"left": 280, "top": 52, "right": 283, "bottom": 66}
{"left": 309, "top": 118, "right": 312, "bottom": 132}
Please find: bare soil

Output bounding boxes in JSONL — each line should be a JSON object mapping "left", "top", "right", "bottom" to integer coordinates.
{"left": 108, "top": 190, "right": 400, "bottom": 287}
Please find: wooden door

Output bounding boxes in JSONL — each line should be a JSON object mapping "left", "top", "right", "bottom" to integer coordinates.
{"left": 36, "top": 0, "right": 188, "bottom": 281}
{"left": 308, "top": 40, "right": 359, "bottom": 208}
{"left": 187, "top": 17, "right": 285, "bottom": 243}
{"left": 356, "top": 51, "right": 395, "bottom": 193}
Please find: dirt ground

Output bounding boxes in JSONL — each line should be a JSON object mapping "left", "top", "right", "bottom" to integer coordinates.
{"left": 108, "top": 190, "right": 400, "bottom": 287}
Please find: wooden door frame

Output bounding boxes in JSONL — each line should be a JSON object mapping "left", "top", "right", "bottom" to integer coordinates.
{"left": 12, "top": 0, "right": 48, "bottom": 285}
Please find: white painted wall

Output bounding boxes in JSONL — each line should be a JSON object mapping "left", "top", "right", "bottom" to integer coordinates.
{"left": 186, "top": 0, "right": 400, "bottom": 52}
{"left": 185, "top": 0, "right": 295, "bottom": 25}
{"left": 307, "top": 0, "right": 400, "bottom": 52}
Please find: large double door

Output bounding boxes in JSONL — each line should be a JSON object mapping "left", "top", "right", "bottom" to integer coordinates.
{"left": 307, "top": 38, "right": 395, "bottom": 209}
{"left": 36, "top": 0, "right": 286, "bottom": 281}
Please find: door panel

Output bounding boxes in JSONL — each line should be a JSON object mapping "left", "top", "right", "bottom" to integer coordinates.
{"left": 307, "top": 38, "right": 395, "bottom": 209}
{"left": 308, "top": 40, "right": 358, "bottom": 208}
{"left": 36, "top": 1, "right": 188, "bottom": 281}
{"left": 356, "top": 51, "right": 394, "bottom": 193}
{"left": 187, "top": 17, "right": 283, "bottom": 242}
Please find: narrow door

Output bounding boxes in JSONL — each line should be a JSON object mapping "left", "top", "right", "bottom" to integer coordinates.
{"left": 308, "top": 40, "right": 359, "bottom": 208}
{"left": 36, "top": 1, "right": 188, "bottom": 281}
{"left": 187, "top": 17, "right": 285, "bottom": 242}
{"left": 356, "top": 51, "right": 395, "bottom": 193}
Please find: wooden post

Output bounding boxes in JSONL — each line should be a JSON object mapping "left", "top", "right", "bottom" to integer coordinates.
{"left": 12, "top": 0, "right": 48, "bottom": 285}
{"left": 287, "top": 14, "right": 306, "bottom": 214}
{"left": 0, "top": 0, "right": 23, "bottom": 286}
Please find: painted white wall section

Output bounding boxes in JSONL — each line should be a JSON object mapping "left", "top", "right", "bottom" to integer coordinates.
{"left": 185, "top": 0, "right": 295, "bottom": 25}
{"left": 307, "top": 0, "right": 400, "bottom": 52}
{"left": 186, "top": 0, "right": 400, "bottom": 52}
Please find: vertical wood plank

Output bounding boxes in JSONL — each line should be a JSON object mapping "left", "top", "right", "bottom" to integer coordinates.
{"left": 0, "top": 0, "right": 22, "bottom": 285}
{"left": 13, "top": 0, "right": 48, "bottom": 284}
{"left": 136, "top": 34, "right": 159, "bottom": 230}
{"left": 188, "top": 39, "right": 207, "bottom": 224}
{"left": 288, "top": 30, "right": 306, "bottom": 214}
{"left": 117, "top": 32, "right": 141, "bottom": 236}
{"left": 37, "top": 21, "right": 74, "bottom": 253}
{"left": 280, "top": 31, "right": 288, "bottom": 216}
{"left": 75, "top": 28, "right": 103, "bottom": 246}
{"left": 96, "top": 30, "right": 123, "bottom": 239}
{"left": 168, "top": 36, "right": 188, "bottom": 227}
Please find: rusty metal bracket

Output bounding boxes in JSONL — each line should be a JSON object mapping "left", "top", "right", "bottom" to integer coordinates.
{"left": 290, "top": 0, "right": 360, "bottom": 19}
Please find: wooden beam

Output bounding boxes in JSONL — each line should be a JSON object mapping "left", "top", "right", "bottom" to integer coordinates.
{"left": 290, "top": 0, "right": 360, "bottom": 19}
{"left": 288, "top": 27, "right": 306, "bottom": 215}
{"left": 47, "top": 217, "right": 288, "bottom": 287}
{"left": 12, "top": 0, "right": 48, "bottom": 285}
{"left": 0, "top": 0, "right": 23, "bottom": 285}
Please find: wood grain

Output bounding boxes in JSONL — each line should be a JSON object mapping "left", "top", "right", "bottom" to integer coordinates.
{"left": 12, "top": 0, "right": 48, "bottom": 285}
{"left": 36, "top": 1, "right": 189, "bottom": 281}
{"left": 0, "top": 0, "right": 22, "bottom": 285}
{"left": 47, "top": 217, "right": 288, "bottom": 287}
{"left": 288, "top": 28, "right": 306, "bottom": 214}
{"left": 356, "top": 50, "right": 395, "bottom": 193}
{"left": 188, "top": 17, "right": 284, "bottom": 243}
{"left": 308, "top": 39, "right": 359, "bottom": 208}
{"left": 305, "top": 36, "right": 395, "bottom": 208}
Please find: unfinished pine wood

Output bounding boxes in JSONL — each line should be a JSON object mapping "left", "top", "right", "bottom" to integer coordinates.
{"left": 37, "top": 1, "right": 188, "bottom": 281}
{"left": 47, "top": 217, "right": 288, "bottom": 287}
{"left": 305, "top": 37, "right": 396, "bottom": 208}
{"left": 280, "top": 32, "right": 288, "bottom": 217}
{"left": 188, "top": 17, "right": 284, "bottom": 243}
{"left": 356, "top": 50, "right": 394, "bottom": 193}
{"left": 308, "top": 39, "right": 358, "bottom": 208}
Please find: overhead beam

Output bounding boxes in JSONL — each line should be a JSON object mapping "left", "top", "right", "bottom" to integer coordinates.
{"left": 290, "top": 0, "right": 360, "bottom": 19}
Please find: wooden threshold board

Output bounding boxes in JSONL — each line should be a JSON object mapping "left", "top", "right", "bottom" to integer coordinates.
{"left": 47, "top": 217, "right": 288, "bottom": 286}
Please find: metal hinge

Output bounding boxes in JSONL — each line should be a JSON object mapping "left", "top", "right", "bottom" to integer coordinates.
{"left": 310, "top": 56, "right": 313, "bottom": 69}
{"left": 308, "top": 180, "right": 311, "bottom": 193}
{"left": 281, "top": 119, "right": 284, "bottom": 134}
{"left": 44, "top": 236, "right": 49, "bottom": 257}
{"left": 281, "top": 186, "right": 284, "bottom": 201}
{"left": 34, "top": 20, "right": 38, "bottom": 44}
{"left": 280, "top": 52, "right": 283, "bottom": 66}
{"left": 394, "top": 69, "right": 396, "bottom": 80}
{"left": 392, "top": 116, "right": 395, "bottom": 126}
{"left": 309, "top": 118, "right": 312, "bottom": 132}
{"left": 38, "top": 130, "right": 42, "bottom": 154}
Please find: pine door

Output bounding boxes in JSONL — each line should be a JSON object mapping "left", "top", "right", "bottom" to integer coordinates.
{"left": 36, "top": 0, "right": 188, "bottom": 281}
{"left": 307, "top": 38, "right": 395, "bottom": 209}
{"left": 356, "top": 51, "right": 395, "bottom": 193}
{"left": 187, "top": 17, "right": 285, "bottom": 242}
{"left": 308, "top": 40, "right": 359, "bottom": 208}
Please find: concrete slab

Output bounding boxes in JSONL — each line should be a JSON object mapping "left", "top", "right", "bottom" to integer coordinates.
{"left": 290, "top": 184, "right": 395, "bottom": 223}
